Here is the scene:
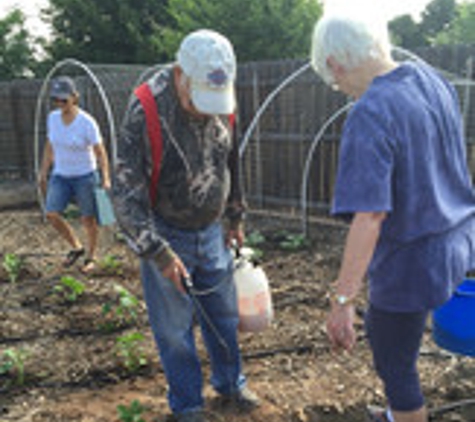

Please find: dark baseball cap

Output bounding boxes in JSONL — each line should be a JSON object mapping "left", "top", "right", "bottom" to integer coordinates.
{"left": 50, "top": 76, "right": 77, "bottom": 99}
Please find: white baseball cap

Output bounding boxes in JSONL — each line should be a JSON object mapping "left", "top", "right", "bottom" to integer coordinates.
{"left": 177, "top": 29, "right": 236, "bottom": 115}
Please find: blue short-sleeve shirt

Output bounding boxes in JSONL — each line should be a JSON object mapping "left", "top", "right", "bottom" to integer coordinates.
{"left": 332, "top": 61, "right": 475, "bottom": 311}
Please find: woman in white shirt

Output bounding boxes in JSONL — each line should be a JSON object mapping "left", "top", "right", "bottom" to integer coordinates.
{"left": 38, "top": 76, "right": 111, "bottom": 273}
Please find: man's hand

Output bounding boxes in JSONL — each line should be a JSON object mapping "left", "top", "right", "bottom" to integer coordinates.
{"left": 162, "top": 256, "right": 189, "bottom": 293}
{"left": 326, "top": 303, "right": 357, "bottom": 353}
{"left": 226, "top": 225, "right": 245, "bottom": 248}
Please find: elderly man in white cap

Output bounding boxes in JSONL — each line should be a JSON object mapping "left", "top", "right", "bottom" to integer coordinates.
{"left": 112, "top": 29, "right": 259, "bottom": 422}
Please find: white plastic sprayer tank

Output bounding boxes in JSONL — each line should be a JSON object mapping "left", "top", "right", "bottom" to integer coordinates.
{"left": 233, "top": 247, "right": 273, "bottom": 332}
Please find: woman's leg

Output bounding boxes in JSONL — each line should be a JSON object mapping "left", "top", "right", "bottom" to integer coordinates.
{"left": 74, "top": 173, "right": 99, "bottom": 270}
{"left": 45, "top": 175, "right": 84, "bottom": 265}
{"left": 365, "top": 305, "right": 429, "bottom": 422}
{"left": 81, "top": 216, "right": 98, "bottom": 267}
{"left": 46, "top": 211, "right": 82, "bottom": 250}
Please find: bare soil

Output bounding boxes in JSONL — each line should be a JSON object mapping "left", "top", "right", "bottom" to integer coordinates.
{"left": 0, "top": 209, "right": 474, "bottom": 422}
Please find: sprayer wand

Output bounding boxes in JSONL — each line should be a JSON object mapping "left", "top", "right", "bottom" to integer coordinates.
{"left": 182, "top": 276, "right": 231, "bottom": 359}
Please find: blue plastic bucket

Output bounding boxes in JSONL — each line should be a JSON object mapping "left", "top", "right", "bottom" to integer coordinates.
{"left": 433, "top": 279, "right": 475, "bottom": 356}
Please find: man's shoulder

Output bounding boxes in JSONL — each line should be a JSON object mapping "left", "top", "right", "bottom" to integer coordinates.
{"left": 144, "top": 65, "right": 174, "bottom": 99}
{"left": 127, "top": 65, "right": 174, "bottom": 118}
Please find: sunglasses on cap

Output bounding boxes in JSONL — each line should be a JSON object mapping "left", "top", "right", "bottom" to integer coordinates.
{"left": 51, "top": 97, "right": 68, "bottom": 104}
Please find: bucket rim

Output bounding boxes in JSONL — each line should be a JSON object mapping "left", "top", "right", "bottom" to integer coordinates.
{"left": 455, "top": 278, "right": 475, "bottom": 297}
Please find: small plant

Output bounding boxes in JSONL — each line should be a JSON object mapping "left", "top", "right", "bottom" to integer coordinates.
{"left": 116, "top": 332, "right": 147, "bottom": 372}
{"left": 242, "top": 231, "right": 266, "bottom": 261}
{"left": 63, "top": 205, "right": 81, "bottom": 220}
{"left": 278, "top": 233, "right": 310, "bottom": 251}
{"left": 117, "top": 399, "right": 146, "bottom": 422}
{"left": 98, "top": 254, "right": 123, "bottom": 275}
{"left": 114, "top": 231, "right": 127, "bottom": 244}
{"left": 245, "top": 230, "right": 266, "bottom": 247}
{"left": 53, "top": 275, "right": 86, "bottom": 302}
{"left": 101, "top": 284, "right": 140, "bottom": 332}
{"left": 2, "top": 253, "right": 22, "bottom": 283}
{"left": 0, "top": 348, "right": 28, "bottom": 385}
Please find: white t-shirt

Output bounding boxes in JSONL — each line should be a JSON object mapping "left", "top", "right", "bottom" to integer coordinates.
{"left": 47, "top": 109, "right": 102, "bottom": 177}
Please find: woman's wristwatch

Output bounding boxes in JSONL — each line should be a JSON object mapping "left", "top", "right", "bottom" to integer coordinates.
{"left": 332, "top": 293, "right": 355, "bottom": 306}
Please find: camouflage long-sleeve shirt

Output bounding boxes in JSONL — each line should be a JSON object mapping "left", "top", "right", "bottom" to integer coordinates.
{"left": 112, "top": 66, "right": 246, "bottom": 260}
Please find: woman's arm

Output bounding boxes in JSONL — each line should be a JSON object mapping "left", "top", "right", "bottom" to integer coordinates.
{"left": 326, "top": 211, "right": 386, "bottom": 352}
{"left": 93, "top": 143, "right": 111, "bottom": 189}
{"left": 38, "top": 140, "right": 54, "bottom": 195}
{"left": 334, "top": 211, "right": 387, "bottom": 300}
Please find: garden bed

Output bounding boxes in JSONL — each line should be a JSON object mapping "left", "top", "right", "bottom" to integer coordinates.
{"left": 1, "top": 209, "right": 474, "bottom": 422}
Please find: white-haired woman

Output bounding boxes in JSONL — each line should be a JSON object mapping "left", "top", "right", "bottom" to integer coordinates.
{"left": 38, "top": 76, "right": 111, "bottom": 273}
{"left": 310, "top": 12, "right": 475, "bottom": 422}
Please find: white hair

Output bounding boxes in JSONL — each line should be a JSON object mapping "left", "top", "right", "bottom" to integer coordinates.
{"left": 310, "top": 13, "right": 392, "bottom": 85}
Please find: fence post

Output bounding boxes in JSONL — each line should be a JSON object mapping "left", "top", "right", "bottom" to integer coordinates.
{"left": 9, "top": 81, "right": 28, "bottom": 179}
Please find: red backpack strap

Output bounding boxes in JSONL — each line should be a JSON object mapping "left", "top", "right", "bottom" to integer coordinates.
{"left": 134, "top": 83, "right": 163, "bottom": 207}
{"left": 228, "top": 113, "right": 236, "bottom": 130}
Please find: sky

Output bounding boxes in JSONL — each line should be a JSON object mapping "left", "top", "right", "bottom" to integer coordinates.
{"left": 0, "top": 0, "right": 437, "bottom": 37}
{"left": 323, "top": 0, "right": 436, "bottom": 21}
{"left": 1, "top": 0, "right": 50, "bottom": 36}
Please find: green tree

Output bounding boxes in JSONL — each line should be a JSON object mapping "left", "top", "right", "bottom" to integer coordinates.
{"left": 163, "top": 0, "right": 322, "bottom": 62}
{"left": 0, "top": 9, "right": 36, "bottom": 80}
{"left": 435, "top": 1, "right": 475, "bottom": 45}
{"left": 389, "top": 14, "right": 426, "bottom": 48}
{"left": 419, "top": 0, "right": 457, "bottom": 41}
{"left": 43, "top": 0, "right": 171, "bottom": 64}
{"left": 389, "top": 0, "right": 458, "bottom": 48}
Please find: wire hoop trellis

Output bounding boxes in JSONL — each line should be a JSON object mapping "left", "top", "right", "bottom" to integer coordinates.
{"left": 240, "top": 45, "right": 475, "bottom": 238}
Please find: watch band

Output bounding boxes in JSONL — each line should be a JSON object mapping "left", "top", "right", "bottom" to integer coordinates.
{"left": 332, "top": 293, "right": 355, "bottom": 306}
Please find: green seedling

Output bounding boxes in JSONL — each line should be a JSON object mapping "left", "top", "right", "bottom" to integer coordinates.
{"left": 115, "top": 332, "right": 147, "bottom": 372}
{"left": 0, "top": 348, "right": 28, "bottom": 385}
{"left": 117, "top": 399, "right": 146, "bottom": 422}
{"left": 114, "top": 231, "right": 127, "bottom": 244}
{"left": 63, "top": 205, "right": 81, "bottom": 220}
{"left": 2, "top": 253, "right": 22, "bottom": 283}
{"left": 101, "top": 284, "right": 140, "bottom": 331}
{"left": 245, "top": 230, "right": 266, "bottom": 247}
{"left": 243, "top": 231, "right": 266, "bottom": 261}
{"left": 278, "top": 233, "right": 310, "bottom": 251}
{"left": 248, "top": 247, "right": 264, "bottom": 262}
{"left": 99, "top": 254, "right": 123, "bottom": 275}
{"left": 53, "top": 275, "right": 86, "bottom": 302}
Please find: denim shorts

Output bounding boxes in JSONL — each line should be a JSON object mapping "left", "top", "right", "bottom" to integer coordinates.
{"left": 45, "top": 172, "right": 96, "bottom": 217}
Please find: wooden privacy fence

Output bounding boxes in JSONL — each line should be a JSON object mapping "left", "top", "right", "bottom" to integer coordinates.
{"left": 1, "top": 45, "right": 475, "bottom": 226}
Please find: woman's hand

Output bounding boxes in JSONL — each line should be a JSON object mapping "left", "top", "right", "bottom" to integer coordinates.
{"left": 326, "top": 303, "right": 357, "bottom": 353}
{"left": 102, "top": 176, "right": 111, "bottom": 190}
{"left": 38, "top": 173, "right": 48, "bottom": 197}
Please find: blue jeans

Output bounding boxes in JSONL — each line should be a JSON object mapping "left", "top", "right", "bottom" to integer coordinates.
{"left": 140, "top": 219, "right": 246, "bottom": 414}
